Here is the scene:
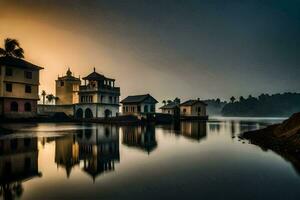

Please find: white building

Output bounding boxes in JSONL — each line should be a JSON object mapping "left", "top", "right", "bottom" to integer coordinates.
{"left": 74, "top": 68, "right": 120, "bottom": 119}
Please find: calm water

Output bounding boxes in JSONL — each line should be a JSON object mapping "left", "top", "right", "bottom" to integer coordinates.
{"left": 1, "top": 118, "right": 300, "bottom": 200}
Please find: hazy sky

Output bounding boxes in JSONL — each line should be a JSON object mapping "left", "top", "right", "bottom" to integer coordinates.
{"left": 1, "top": 0, "right": 300, "bottom": 102}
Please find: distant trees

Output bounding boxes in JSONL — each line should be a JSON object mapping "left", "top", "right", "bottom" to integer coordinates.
{"left": 162, "top": 100, "right": 166, "bottom": 105}
{"left": 46, "top": 94, "right": 55, "bottom": 104}
{"left": 222, "top": 92, "right": 300, "bottom": 117}
{"left": 230, "top": 96, "right": 236, "bottom": 103}
{"left": 0, "top": 38, "right": 24, "bottom": 58}
{"left": 203, "top": 98, "right": 227, "bottom": 116}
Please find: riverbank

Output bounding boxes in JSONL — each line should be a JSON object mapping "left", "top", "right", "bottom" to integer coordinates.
{"left": 242, "top": 112, "right": 300, "bottom": 173}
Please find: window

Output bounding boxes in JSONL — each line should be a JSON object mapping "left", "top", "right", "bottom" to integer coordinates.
{"left": 11, "top": 102, "right": 18, "bottom": 112}
{"left": 6, "top": 83, "right": 12, "bottom": 92}
{"left": 125, "top": 106, "right": 128, "bottom": 112}
{"left": 183, "top": 108, "right": 186, "bottom": 113}
{"left": 150, "top": 105, "right": 155, "bottom": 112}
{"left": 137, "top": 106, "right": 141, "bottom": 112}
{"left": 144, "top": 105, "right": 148, "bottom": 113}
{"left": 197, "top": 107, "right": 201, "bottom": 113}
{"left": 60, "top": 81, "right": 64, "bottom": 86}
{"left": 5, "top": 68, "right": 12, "bottom": 76}
{"left": 109, "top": 96, "right": 112, "bottom": 103}
{"left": 24, "top": 71, "right": 32, "bottom": 79}
{"left": 25, "top": 85, "right": 32, "bottom": 93}
{"left": 24, "top": 102, "right": 32, "bottom": 112}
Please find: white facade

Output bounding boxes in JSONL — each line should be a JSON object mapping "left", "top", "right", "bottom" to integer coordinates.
{"left": 74, "top": 70, "right": 120, "bottom": 119}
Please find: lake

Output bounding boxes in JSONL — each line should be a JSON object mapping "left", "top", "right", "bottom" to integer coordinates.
{"left": 1, "top": 117, "right": 300, "bottom": 200}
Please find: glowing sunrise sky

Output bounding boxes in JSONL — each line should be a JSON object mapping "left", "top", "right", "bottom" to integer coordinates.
{"left": 1, "top": 0, "right": 300, "bottom": 103}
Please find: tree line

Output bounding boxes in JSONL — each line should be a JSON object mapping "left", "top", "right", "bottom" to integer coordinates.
{"left": 221, "top": 93, "right": 300, "bottom": 117}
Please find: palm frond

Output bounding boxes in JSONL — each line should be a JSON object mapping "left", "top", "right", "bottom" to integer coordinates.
{"left": 0, "top": 47, "right": 6, "bottom": 56}
{"left": 12, "top": 48, "right": 24, "bottom": 58}
{"left": 4, "top": 38, "right": 20, "bottom": 54}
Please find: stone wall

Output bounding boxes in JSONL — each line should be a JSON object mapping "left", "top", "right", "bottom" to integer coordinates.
{"left": 37, "top": 104, "right": 74, "bottom": 116}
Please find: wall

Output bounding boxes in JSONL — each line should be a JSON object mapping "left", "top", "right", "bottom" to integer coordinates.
{"left": 56, "top": 80, "right": 80, "bottom": 105}
{"left": 180, "top": 103, "right": 206, "bottom": 116}
{"left": 37, "top": 104, "right": 74, "bottom": 116}
{"left": 3, "top": 98, "right": 37, "bottom": 118}
{"left": 74, "top": 103, "right": 119, "bottom": 118}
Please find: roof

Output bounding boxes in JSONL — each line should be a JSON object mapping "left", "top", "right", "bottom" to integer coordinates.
{"left": 180, "top": 99, "right": 207, "bottom": 107}
{"left": 0, "top": 56, "right": 43, "bottom": 70}
{"left": 160, "top": 102, "right": 179, "bottom": 109}
{"left": 121, "top": 94, "right": 158, "bottom": 104}
{"left": 83, "top": 70, "right": 114, "bottom": 81}
{"left": 57, "top": 68, "right": 80, "bottom": 81}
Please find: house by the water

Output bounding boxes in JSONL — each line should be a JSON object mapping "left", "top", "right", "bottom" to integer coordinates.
{"left": 180, "top": 99, "right": 208, "bottom": 119}
{"left": 0, "top": 56, "right": 43, "bottom": 118}
{"left": 160, "top": 98, "right": 181, "bottom": 115}
{"left": 120, "top": 94, "right": 158, "bottom": 116}
{"left": 74, "top": 68, "right": 120, "bottom": 119}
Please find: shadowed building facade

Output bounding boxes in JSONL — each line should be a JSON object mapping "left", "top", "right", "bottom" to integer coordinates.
{"left": 55, "top": 68, "right": 81, "bottom": 105}
{"left": 0, "top": 56, "right": 43, "bottom": 118}
{"left": 74, "top": 68, "right": 120, "bottom": 119}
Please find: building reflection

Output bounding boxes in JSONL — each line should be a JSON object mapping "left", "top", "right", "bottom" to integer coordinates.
{"left": 55, "top": 135, "right": 79, "bottom": 177}
{"left": 180, "top": 121, "right": 207, "bottom": 141}
{"left": 76, "top": 125, "right": 120, "bottom": 181}
{"left": 122, "top": 125, "right": 157, "bottom": 154}
{"left": 0, "top": 137, "right": 41, "bottom": 200}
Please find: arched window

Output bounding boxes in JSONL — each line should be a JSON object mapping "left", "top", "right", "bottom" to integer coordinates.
{"left": 24, "top": 102, "right": 32, "bottom": 112}
{"left": 85, "top": 108, "right": 93, "bottom": 119}
{"left": 76, "top": 108, "right": 83, "bottom": 119}
{"left": 11, "top": 102, "right": 18, "bottom": 112}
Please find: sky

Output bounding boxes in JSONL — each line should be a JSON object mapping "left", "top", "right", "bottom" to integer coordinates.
{"left": 0, "top": 0, "right": 300, "bottom": 103}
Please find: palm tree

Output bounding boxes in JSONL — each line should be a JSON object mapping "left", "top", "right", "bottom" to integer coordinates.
{"left": 46, "top": 94, "right": 55, "bottom": 104}
{"left": 0, "top": 38, "right": 24, "bottom": 58}
{"left": 230, "top": 96, "right": 236, "bottom": 103}
{"left": 41, "top": 90, "right": 46, "bottom": 105}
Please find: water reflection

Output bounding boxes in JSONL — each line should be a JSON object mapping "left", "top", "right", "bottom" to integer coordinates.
{"left": 1, "top": 118, "right": 300, "bottom": 200}
{"left": 0, "top": 137, "right": 41, "bottom": 200}
{"left": 55, "top": 135, "right": 79, "bottom": 177}
{"left": 180, "top": 121, "right": 207, "bottom": 141}
{"left": 122, "top": 125, "right": 157, "bottom": 154}
{"left": 161, "top": 121, "right": 207, "bottom": 142}
{"left": 76, "top": 125, "right": 119, "bottom": 181}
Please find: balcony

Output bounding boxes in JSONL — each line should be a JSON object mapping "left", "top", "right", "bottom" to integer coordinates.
{"left": 79, "top": 85, "right": 120, "bottom": 94}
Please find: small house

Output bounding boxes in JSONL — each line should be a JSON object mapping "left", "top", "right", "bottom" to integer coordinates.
{"left": 121, "top": 94, "right": 158, "bottom": 115}
{"left": 180, "top": 99, "right": 208, "bottom": 119}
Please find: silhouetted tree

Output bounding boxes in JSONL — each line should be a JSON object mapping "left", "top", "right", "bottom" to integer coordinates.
{"left": 239, "top": 96, "right": 245, "bottom": 102}
{"left": 46, "top": 94, "right": 55, "bottom": 104}
{"left": 41, "top": 90, "right": 46, "bottom": 105}
{"left": 230, "top": 96, "right": 236, "bottom": 103}
{"left": 167, "top": 100, "right": 172, "bottom": 104}
{"left": 174, "top": 97, "right": 181, "bottom": 104}
{"left": 162, "top": 100, "right": 166, "bottom": 105}
{"left": 0, "top": 38, "right": 24, "bottom": 58}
